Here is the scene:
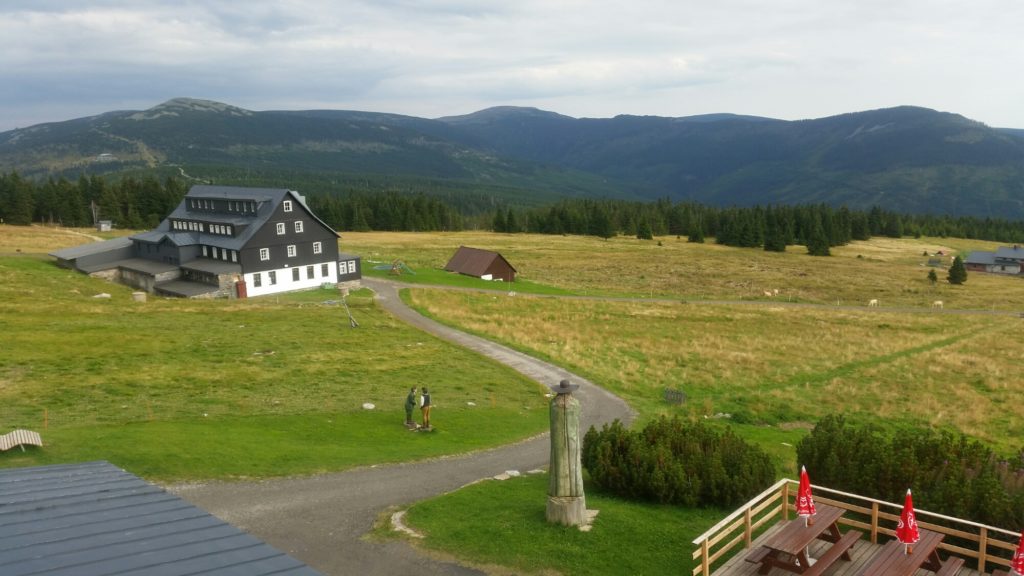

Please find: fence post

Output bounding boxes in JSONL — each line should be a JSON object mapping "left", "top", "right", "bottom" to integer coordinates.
{"left": 870, "top": 502, "right": 879, "bottom": 544}
{"left": 978, "top": 527, "right": 988, "bottom": 572}
{"left": 781, "top": 482, "right": 790, "bottom": 521}
{"left": 744, "top": 506, "right": 752, "bottom": 547}
{"left": 701, "top": 538, "right": 710, "bottom": 576}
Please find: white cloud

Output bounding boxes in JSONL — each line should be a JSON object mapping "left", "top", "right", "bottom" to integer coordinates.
{"left": 1, "top": 0, "right": 1023, "bottom": 131}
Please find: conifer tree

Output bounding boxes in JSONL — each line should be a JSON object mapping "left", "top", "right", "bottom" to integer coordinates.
{"left": 492, "top": 209, "right": 507, "bottom": 233}
{"left": 806, "top": 214, "right": 831, "bottom": 256}
{"left": 927, "top": 268, "right": 938, "bottom": 286}
{"left": 636, "top": 218, "right": 653, "bottom": 240}
{"left": 947, "top": 255, "right": 967, "bottom": 284}
{"left": 688, "top": 218, "right": 705, "bottom": 243}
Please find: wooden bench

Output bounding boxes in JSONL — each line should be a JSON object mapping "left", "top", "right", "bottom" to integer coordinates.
{"left": 745, "top": 546, "right": 772, "bottom": 564}
{"left": 801, "top": 530, "right": 863, "bottom": 576}
{"left": 935, "top": 557, "right": 964, "bottom": 576}
{"left": 0, "top": 429, "right": 43, "bottom": 452}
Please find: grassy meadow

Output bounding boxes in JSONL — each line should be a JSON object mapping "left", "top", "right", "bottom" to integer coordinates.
{"left": 349, "top": 230, "right": 1024, "bottom": 575}
{"left": 344, "top": 231, "right": 1024, "bottom": 309}
{"left": 0, "top": 226, "right": 550, "bottom": 480}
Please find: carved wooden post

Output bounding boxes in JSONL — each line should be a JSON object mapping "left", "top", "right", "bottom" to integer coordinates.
{"left": 547, "top": 379, "right": 586, "bottom": 526}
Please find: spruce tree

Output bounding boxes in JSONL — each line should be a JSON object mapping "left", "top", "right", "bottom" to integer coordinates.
{"left": 688, "top": 219, "right": 705, "bottom": 243}
{"left": 806, "top": 215, "right": 831, "bottom": 256}
{"left": 636, "top": 219, "right": 653, "bottom": 240}
{"left": 947, "top": 255, "right": 967, "bottom": 284}
{"left": 927, "top": 269, "right": 938, "bottom": 286}
{"left": 492, "top": 209, "right": 507, "bottom": 233}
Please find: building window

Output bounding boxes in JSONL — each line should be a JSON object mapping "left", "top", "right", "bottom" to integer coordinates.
{"left": 276, "top": 222, "right": 286, "bottom": 235}
{"left": 226, "top": 225, "right": 232, "bottom": 235}
{"left": 202, "top": 245, "right": 208, "bottom": 257}
{"left": 253, "top": 273, "right": 262, "bottom": 288}
{"left": 348, "top": 261, "right": 356, "bottom": 274}
{"left": 294, "top": 221, "right": 304, "bottom": 233}
{"left": 231, "top": 251, "right": 237, "bottom": 262}
{"left": 292, "top": 267, "right": 300, "bottom": 282}
{"left": 307, "top": 266, "right": 314, "bottom": 279}
{"left": 283, "top": 200, "right": 293, "bottom": 212}
{"left": 269, "top": 271, "right": 277, "bottom": 285}
{"left": 313, "top": 241, "right": 322, "bottom": 254}
{"left": 260, "top": 248, "right": 270, "bottom": 261}
{"left": 321, "top": 263, "right": 329, "bottom": 277}
{"left": 287, "top": 245, "right": 297, "bottom": 257}
{"left": 221, "top": 249, "right": 229, "bottom": 261}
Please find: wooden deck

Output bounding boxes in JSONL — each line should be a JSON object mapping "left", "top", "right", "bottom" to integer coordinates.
{"left": 712, "top": 521, "right": 982, "bottom": 576}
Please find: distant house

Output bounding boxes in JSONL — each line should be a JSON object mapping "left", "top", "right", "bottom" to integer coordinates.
{"left": 96, "top": 220, "right": 112, "bottom": 232}
{"left": 444, "top": 246, "right": 517, "bottom": 282}
{"left": 965, "top": 245, "right": 1024, "bottom": 275}
{"left": 51, "top": 185, "right": 359, "bottom": 298}
{"left": 0, "top": 461, "right": 322, "bottom": 575}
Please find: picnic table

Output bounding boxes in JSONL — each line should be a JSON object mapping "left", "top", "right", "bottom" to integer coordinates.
{"left": 746, "top": 503, "right": 861, "bottom": 575}
{"left": 858, "top": 529, "right": 963, "bottom": 576}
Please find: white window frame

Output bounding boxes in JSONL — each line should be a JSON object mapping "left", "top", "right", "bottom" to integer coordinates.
{"left": 253, "top": 273, "right": 262, "bottom": 288}
{"left": 276, "top": 222, "right": 286, "bottom": 235}
{"left": 348, "top": 261, "right": 356, "bottom": 274}
{"left": 269, "top": 271, "right": 277, "bottom": 285}
{"left": 287, "top": 245, "right": 297, "bottom": 258}
{"left": 283, "top": 200, "right": 293, "bottom": 212}
{"left": 260, "top": 247, "right": 270, "bottom": 261}
{"left": 294, "top": 220, "right": 304, "bottom": 233}
{"left": 313, "top": 241, "right": 322, "bottom": 254}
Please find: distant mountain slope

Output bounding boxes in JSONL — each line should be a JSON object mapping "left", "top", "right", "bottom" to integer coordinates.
{"left": 2, "top": 98, "right": 1023, "bottom": 218}
{"left": 0, "top": 98, "right": 630, "bottom": 205}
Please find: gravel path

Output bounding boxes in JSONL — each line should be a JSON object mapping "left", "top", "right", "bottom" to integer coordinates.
{"left": 167, "top": 278, "right": 634, "bottom": 576}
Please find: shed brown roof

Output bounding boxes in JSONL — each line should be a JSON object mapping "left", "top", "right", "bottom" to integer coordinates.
{"left": 444, "top": 246, "right": 516, "bottom": 277}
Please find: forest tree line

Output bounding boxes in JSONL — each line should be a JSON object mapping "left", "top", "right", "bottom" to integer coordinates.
{"left": 3, "top": 171, "right": 1024, "bottom": 251}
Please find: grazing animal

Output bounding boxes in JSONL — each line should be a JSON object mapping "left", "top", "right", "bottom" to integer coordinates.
{"left": 773, "top": 288, "right": 779, "bottom": 296}
{"left": 868, "top": 299, "right": 879, "bottom": 307}
{"left": 764, "top": 290, "right": 773, "bottom": 297}
{"left": 932, "top": 300, "right": 943, "bottom": 309}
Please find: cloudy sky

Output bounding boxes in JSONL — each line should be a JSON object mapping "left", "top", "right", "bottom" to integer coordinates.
{"left": 1, "top": 1, "right": 1022, "bottom": 132}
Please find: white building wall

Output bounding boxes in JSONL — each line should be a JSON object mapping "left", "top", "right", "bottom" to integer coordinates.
{"left": 244, "top": 260, "right": 338, "bottom": 297}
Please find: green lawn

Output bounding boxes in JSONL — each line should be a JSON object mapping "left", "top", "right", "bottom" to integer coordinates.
{"left": 405, "top": 472, "right": 724, "bottom": 576}
{"left": 0, "top": 254, "right": 549, "bottom": 481}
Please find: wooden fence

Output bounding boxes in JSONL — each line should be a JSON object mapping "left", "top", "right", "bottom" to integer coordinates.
{"left": 691, "top": 478, "right": 1020, "bottom": 576}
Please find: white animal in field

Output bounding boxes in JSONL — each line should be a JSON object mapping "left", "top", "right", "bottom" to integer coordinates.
{"left": 932, "top": 300, "right": 943, "bottom": 309}
{"left": 764, "top": 290, "right": 773, "bottom": 297}
{"left": 868, "top": 299, "right": 879, "bottom": 307}
{"left": 773, "top": 288, "right": 780, "bottom": 296}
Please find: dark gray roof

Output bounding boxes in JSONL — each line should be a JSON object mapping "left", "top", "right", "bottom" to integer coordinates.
{"left": 48, "top": 237, "right": 133, "bottom": 260}
{"left": 965, "top": 251, "right": 997, "bottom": 265}
{"left": 133, "top": 186, "right": 338, "bottom": 253}
{"left": 994, "top": 245, "right": 1024, "bottom": 260}
{"left": 0, "top": 461, "right": 323, "bottom": 576}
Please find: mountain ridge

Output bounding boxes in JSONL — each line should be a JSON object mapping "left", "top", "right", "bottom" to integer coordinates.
{"left": 2, "top": 99, "right": 1023, "bottom": 218}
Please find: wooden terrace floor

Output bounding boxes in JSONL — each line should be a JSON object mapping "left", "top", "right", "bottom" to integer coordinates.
{"left": 712, "top": 521, "right": 983, "bottom": 576}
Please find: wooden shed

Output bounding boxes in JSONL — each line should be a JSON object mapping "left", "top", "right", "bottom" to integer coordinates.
{"left": 444, "top": 246, "right": 517, "bottom": 282}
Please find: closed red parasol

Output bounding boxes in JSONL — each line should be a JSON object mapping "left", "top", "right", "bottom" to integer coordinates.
{"left": 895, "top": 489, "right": 920, "bottom": 554}
{"left": 796, "top": 465, "right": 817, "bottom": 526}
{"left": 1012, "top": 530, "right": 1024, "bottom": 576}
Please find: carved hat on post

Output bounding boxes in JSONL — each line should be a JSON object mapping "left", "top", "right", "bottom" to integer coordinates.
{"left": 550, "top": 379, "right": 579, "bottom": 394}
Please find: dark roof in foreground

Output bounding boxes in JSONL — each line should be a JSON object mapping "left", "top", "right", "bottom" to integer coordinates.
{"left": 0, "top": 461, "right": 322, "bottom": 576}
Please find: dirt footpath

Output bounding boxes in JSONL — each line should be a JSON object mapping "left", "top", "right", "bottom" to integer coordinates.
{"left": 167, "top": 278, "right": 634, "bottom": 576}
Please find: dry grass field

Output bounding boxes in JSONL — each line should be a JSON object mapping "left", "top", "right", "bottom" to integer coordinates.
{"left": 341, "top": 230, "right": 1024, "bottom": 453}
{"left": 342, "top": 231, "right": 1024, "bottom": 309}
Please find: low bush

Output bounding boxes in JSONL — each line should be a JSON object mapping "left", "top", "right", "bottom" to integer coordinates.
{"left": 797, "top": 415, "right": 1024, "bottom": 529}
{"left": 582, "top": 417, "right": 775, "bottom": 507}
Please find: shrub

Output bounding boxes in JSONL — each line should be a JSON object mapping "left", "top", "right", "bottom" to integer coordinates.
{"left": 583, "top": 417, "right": 774, "bottom": 508}
{"left": 796, "top": 415, "right": 1024, "bottom": 529}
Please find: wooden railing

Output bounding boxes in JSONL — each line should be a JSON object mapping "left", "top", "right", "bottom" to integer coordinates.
{"left": 691, "top": 478, "right": 1020, "bottom": 576}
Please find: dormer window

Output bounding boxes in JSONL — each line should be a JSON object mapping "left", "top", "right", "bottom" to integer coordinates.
{"left": 283, "top": 200, "right": 293, "bottom": 212}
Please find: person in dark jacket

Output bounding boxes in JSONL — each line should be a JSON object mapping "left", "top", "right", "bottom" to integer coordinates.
{"left": 405, "top": 387, "right": 417, "bottom": 426}
{"left": 420, "top": 387, "right": 432, "bottom": 428}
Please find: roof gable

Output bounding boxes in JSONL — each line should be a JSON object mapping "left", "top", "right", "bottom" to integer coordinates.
{"left": 444, "top": 246, "right": 516, "bottom": 276}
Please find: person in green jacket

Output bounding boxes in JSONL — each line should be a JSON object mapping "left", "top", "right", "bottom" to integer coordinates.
{"left": 405, "top": 387, "right": 417, "bottom": 426}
